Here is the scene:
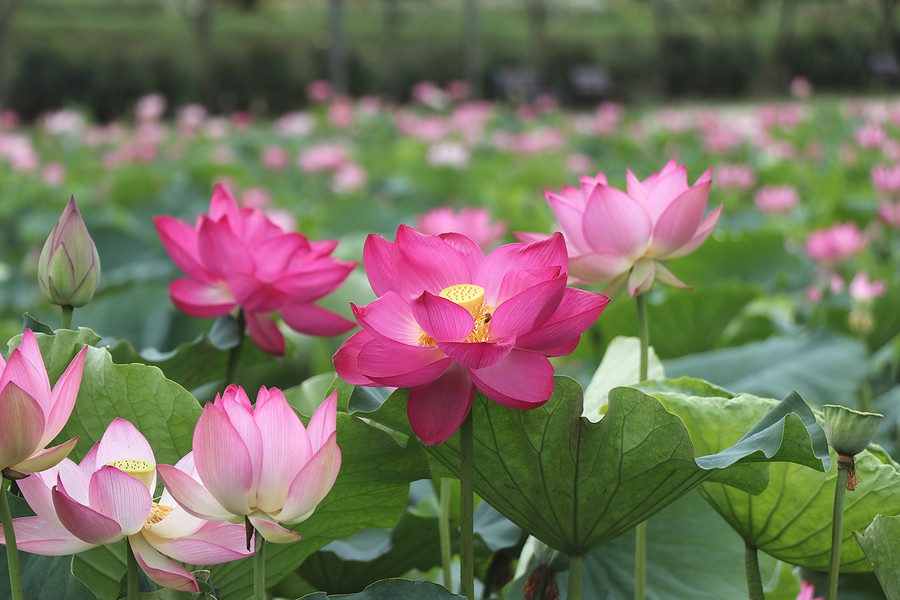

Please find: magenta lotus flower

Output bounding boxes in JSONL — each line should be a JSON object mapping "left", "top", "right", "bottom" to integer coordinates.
{"left": 804, "top": 222, "right": 866, "bottom": 265}
{"left": 0, "top": 329, "right": 86, "bottom": 477}
{"left": 0, "top": 419, "right": 250, "bottom": 592}
{"left": 157, "top": 387, "right": 340, "bottom": 544}
{"left": 517, "top": 160, "right": 720, "bottom": 296}
{"left": 154, "top": 184, "right": 356, "bottom": 355}
{"left": 415, "top": 206, "right": 507, "bottom": 251}
{"left": 333, "top": 225, "right": 609, "bottom": 445}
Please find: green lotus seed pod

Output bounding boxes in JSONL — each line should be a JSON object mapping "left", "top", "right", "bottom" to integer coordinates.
{"left": 823, "top": 404, "right": 883, "bottom": 457}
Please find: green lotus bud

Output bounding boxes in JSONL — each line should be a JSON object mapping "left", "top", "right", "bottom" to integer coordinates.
{"left": 823, "top": 405, "right": 883, "bottom": 457}
{"left": 37, "top": 196, "right": 101, "bottom": 308}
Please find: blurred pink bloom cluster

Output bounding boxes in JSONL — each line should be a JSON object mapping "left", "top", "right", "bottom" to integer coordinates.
{"left": 415, "top": 206, "right": 506, "bottom": 250}
{"left": 754, "top": 185, "right": 799, "bottom": 214}
{"left": 804, "top": 222, "right": 867, "bottom": 265}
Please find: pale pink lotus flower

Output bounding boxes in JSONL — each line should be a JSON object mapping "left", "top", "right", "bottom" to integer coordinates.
{"left": 0, "top": 110, "right": 19, "bottom": 130}
{"left": 136, "top": 94, "right": 166, "bottom": 122}
{"left": 871, "top": 164, "right": 900, "bottom": 196}
{"left": 849, "top": 272, "right": 886, "bottom": 301}
{"left": 411, "top": 80, "right": 448, "bottom": 109}
{"left": 203, "top": 117, "right": 229, "bottom": 141}
{"left": 331, "top": 162, "right": 367, "bottom": 194}
{"left": 41, "top": 110, "right": 86, "bottom": 136}
{"left": 804, "top": 222, "right": 867, "bottom": 265}
{"left": 41, "top": 163, "right": 66, "bottom": 186}
{"left": 754, "top": 185, "right": 799, "bottom": 214}
{"left": 328, "top": 99, "right": 354, "bottom": 128}
{"left": 158, "top": 387, "right": 341, "bottom": 544}
{"left": 883, "top": 139, "right": 900, "bottom": 162}
{"left": 517, "top": 160, "right": 720, "bottom": 296}
{"left": 796, "top": 580, "right": 823, "bottom": 600}
{"left": 447, "top": 79, "right": 471, "bottom": 101}
{"left": 715, "top": 164, "right": 756, "bottom": 190}
{"left": 594, "top": 102, "right": 624, "bottom": 135}
{"left": 759, "top": 104, "right": 804, "bottom": 130}
{"left": 1, "top": 418, "right": 251, "bottom": 592}
{"left": 427, "top": 141, "right": 470, "bottom": 169}
{"left": 298, "top": 144, "right": 349, "bottom": 172}
{"left": 703, "top": 126, "right": 743, "bottom": 153}
{"left": 334, "top": 226, "right": 609, "bottom": 445}
{"left": 0, "top": 329, "right": 86, "bottom": 477}
{"left": 567, "top": 153, "right": 593, "bottom": 174}
{"left": 877, "top": 201, "right": 900, "bottom": 228}
{"left": 239, "top": 188, "right": 297, "bottom": 233}
{"left": 274, "top": 112, "right": 315, "bottom": 137}
{"left": 177, "top": 105, "right": 207, "bottom": 138}
{"left": 239, "top": 187, "right": 271, "bottom": 209}
{"left": 790, "top": 76, "right": 813, "bottom": 98}
{"left": 395, "top": 112, "right": 449, "bottom": 142}
{"left": 154, "top": 185, "right": 356, "bottom": 355}
{"left": 306, "top": 79, "right": 334, "bottom": 103}
{"left": 450, "top": 102, "right": 492, "bottom": 144}
{"left": 855, "top": 122, "right": 887, "bottom": 149}
{"left": 357, "top": 95, "right": 383, "bottom": 116}
{"left": 262, "top": 146, "right": 289, "bottom": 170}
{"left": 231, "top": 111, "right": 252, "bottom": 130}
{"left": 415, "top": 207, "right": 506, "bottom": 251}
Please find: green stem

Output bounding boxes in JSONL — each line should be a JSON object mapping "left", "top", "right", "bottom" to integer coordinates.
{"left": 225, "top": 309, "right": 246, "bottom": 385}
{"left": 439, "top": 478, "right": 453, "bottom": 590}
{"left": 860, "top": 380, "right": 874, "bottom": 414}
{"left": 126, "top": 537, "right": 139, "bottom": 600}
{"left": 254, "top": 528, "right": 266, "bottom": 600}
{"left": 634, "top": 293, "right": 650, "bottom": 600}
{"left": 827, "top": 465, "right": 850, "bottom": 600}
{"left": 0, "top": 483, "right": 24, "bottom": 600}
{"left": 744, "top": 542, "right": 764, "bottom": 600}
{"left": 60, "top": 305, "right": 74, "bottom": 330}
{"left": 568, "top": 554, "right": 583, "bottom": 600}
{"left": 459, "top": 412, "right": 475, "bottom": 599}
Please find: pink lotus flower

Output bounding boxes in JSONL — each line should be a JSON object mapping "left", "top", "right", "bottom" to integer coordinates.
{"left": 1, "top": 419, "right": 250, "bottom": 592}
{"left": 0, "top": 329, "right": 86, "bottom": 477}
{"left": 518, "top": 160, "right": 720, "bottom": 296}
{"left": 715, "top": 164, "right": 756, "bottom": 190}
{"left": 154, "top": 185, "right": 356, "bottom": 355}
{"left": 415, "top": 207, "right": 506, "bottom": 251}
{"left": 298, "top": 144, "right": 349, "bottom": 173}
{"left": 877, "top": 201, "right": 900, "bottom": 228}
{"left": 157, "top": 387, "right": 340, "bottom": 544}
{"left": 871, "top": 164, "right": 900, "bottom": 196}
{"left": 754, "top": 185, "right": 799, "bottom": 214}
{"left": 333, "top": 226, "right": 609, "bottom": 445}
{"left": 804, "top": 222, "right": 866, "bottom": 265}
{"left": 796, "top": 581, "right": 823, "bottom": 600}
{"left": 849, "top": 272, "right": 886, "bottom": 302}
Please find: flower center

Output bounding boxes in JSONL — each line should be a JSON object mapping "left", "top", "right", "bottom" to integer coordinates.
{"left": 439, "top": 284, "right": 485, "bottom": 311}
{"left": 419, "top": 284, "right": 493, "bottom": 346}
{"left": 145, "top": 503, "right": 173, "bottom": 526}
{"left": 107, "top": 459, "right": 155, "bottom": 489}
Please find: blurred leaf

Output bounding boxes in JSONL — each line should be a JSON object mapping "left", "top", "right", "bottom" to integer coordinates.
{"left": 854, "top": 514, "right": 900, "bottom": 599}
{"left": 300, "top": 579, "right": 464, "bottom": 599}
{"left": 72, "top": 543, "right": 126, "bottom": 600}
{"left": 582, "top": 336, "right": 664, "bottom": 422}
{"left": 208, "top": 315, "right": 242, "bottom": 350}
{"left": 868, "top": 280, "right": 900, "bottom": 351}
{"left": 473, "top": 502, "right": 521, "bottom": 553}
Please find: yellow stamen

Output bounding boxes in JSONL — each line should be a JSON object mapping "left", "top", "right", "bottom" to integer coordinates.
{"left": 107, "top": 459, "right": 155, "bottom": 489}
{"left": 145, "top": 503, "right": 173, "bottom": 526}
{"left": 439, "top": 284, "right": 485, "bottom": 312}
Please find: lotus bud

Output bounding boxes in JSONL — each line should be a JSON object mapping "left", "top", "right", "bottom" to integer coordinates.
{"left": 37, "top": 196, "right": 101, "bottom": 307}
{"left": 823, "top": 404, "right": 883, "bottom": 490}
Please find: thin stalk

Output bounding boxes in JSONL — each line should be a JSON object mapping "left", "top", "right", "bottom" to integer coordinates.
{"left": 60, "top": 305, "right": 74, "bottom": 330}
{"left": 860, "top": 380, "right": 874, "bottom": 414}
{"left": 827, "top": 465, "right": 851, "bottom": 600}
{"left": 568, "top": 554, "right": 583, "bottom": 600}
{"left": 439, "top": 478, "right": 453, "bottom": 590}
{"left": 126, "top": 537, "right": 139, "bottom": 600}
{"left": 459, "top": 412, "right": 475, "bottom": 599}
{"left": 744, "top": 542, "right": 764, "bottom": 600}
{"left": 0, "top": 483, "right": 24, "bottom": 600}
{"left": 225, "top": 309, "right": 246, "bottom": 385}
{"left": 254, "top": 529, "right": 266, "bottom": 600}
{"left": 634, "top": 293, "right": 649, "bottom": 600}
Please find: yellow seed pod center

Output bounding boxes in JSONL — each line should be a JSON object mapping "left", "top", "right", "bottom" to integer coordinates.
{"left": 107, "top": 459, "right": 155, "bottom": 489}
{"left": 145, "top": 503, "right": 173, "bottom": 526}
{"left": 439, "top": 284, "right": 485, "bottom": 312}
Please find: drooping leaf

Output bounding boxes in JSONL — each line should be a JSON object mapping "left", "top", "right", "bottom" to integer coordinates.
{"left": 854, "top": 514, "right": 900, "bottom": 599}
{"left": 300, "top": 579, "right": 464, "bottom": 599}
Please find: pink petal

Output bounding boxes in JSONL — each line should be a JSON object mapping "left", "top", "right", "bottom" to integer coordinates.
{"left": 280, "top": 302, "right": 356, "bottom": 337}
{"left": 245, "top": 312, "right": 285, "bottom": 356}
{"left": 18, "top": 461, "right": 72, "bottom": 526}
{"left": 13, "top": 437, "right": 78, "bottom": 473}
{"left": 156, "top": 463, "right": 235, "bottom": 521}
{"left": 146, "top": 521, "right": 251, "bottom": 564}
{"left": 438, "top": 233, "right": 484, "bottom": 272}
{"left": 277, "top": 432, "right": 341, "bottom": 524}
{"left": 516, "top": 288, "right": 609, "bottom": 354}
{"left": 353, "top": 292, "right": 423, "bottom": 345}
{"left": 276, "top": 261, "right": 355, "bottom": 303}
{"left": 96, "top": 418, "right": 157, "bottom": 494}
{"left": 489, "top": 276, "right": 566, "bottom": 339}
{"left": 494, "top": 266, "right": 561, "bottom": 303}
{"left": 407, "top": 364, "right": 474, "bottom": 445}
{"left": 89, "top": 466, "right": 152, "bottom": 535}
{"left": 411, "top": 291, "right": 474, "bottom": 342}
{"left": 192, "top": 404, "right": 253, "bottom": 515}
{"left": 332, "top": 330, "right": 379, "bottom": 386}
{"left": 129, "top": 533, "right": 200, "bottom": 593}
{"left": 654, "top": 262, "right": 691, "bottom": 290}
{"left": 393, "top": 225, "right": 475, "bottom": 297}
{"left": 439, "top": 339, "right": 515, "bottom": 370}
{"left": 248, "top": 515, "right": 302, "bottom": 544}
{"left": 253, "top": 387, "right": 312, "bottom": 513}
{"left": 0, "top": 383, "right": 45, "bottom": 470}
{"left": 625, "top": 168, "right": 647, "bottom": 203}
{"left": 358, "top": 338, "right": 451, "bottom": 387}
{"left": 643, "top": 164, "right": 689, "bottom": 220}
{"left": 362, "top": 234, "right": 399, "bottom": 296}
{"left": 477, "top": 235, "right": 568, "bottom": 304}
{"left": 251, "top": 234, "right": 305, "bottom": 281}
{"left": 306, "top": 391, "right": 338, "bottom": 449}
{"left": 153, "top": 216, "right": 213, "bottom": 283}
{"left": 469, "top": 350, "right": 554, "bottom": 409}
{"left": 649, "top": 180, "right": 712, "bottom": 257}
{"left": 545, "top": 189, "right": 591, "bottom": 254}
{"left": 2, "top": 516, "right": 95, "bottom": 555}
{"left": 661, "top": 204, "right": 722, "bottom": 259}
{"left": 169, "top": 279, "right": 235, "bottom": 318}
{"left": 627, "top": 260, "right": 656, "bottom": 297}
{"left": 227, "top": 273, "right": 291, "bottom": 313}
{"left": 0, "top": 330, "right": 52, "bottom": 418}
{"left": 42, "top": 345, "right": 87, "bottom": 447}
{"left": 208, "top": 184, "right": 241, "bottom": 223}
{"left": 512, "top": 231, "right": 550, "bottom": 245}
{"left": 196, "top": 217, "right": 256, "bottom": 281}
{"left": 53, "top": 482, "right": 123, "bottom": 544}
{"left": 568, "top": 252, "right": 633, "bottom": 283}
{"left": 582, "top": 186, "right": 652, "bottom": 259}
{"left": 217, "top": 388, "right": 262, "bottom": 504}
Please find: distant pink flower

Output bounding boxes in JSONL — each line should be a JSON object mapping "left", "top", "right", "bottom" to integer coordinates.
{"left": 567, "top": 153, "right": 593, "bottom": 174}
{"left": 790, "top": 76, "right": 814, "bottom": 98}
{"left": 447, "top": 79, "right": 471, "bottom": 101}
{"left": 177, "top": 105, "right": 206, "bottom": 137}
{"left": 298, "top": 144, "right": 349, "bottom": 173}
{"left": 518, "top": 160, "right": 720, "bottom": 296}
{"left": 804, "top": 222, "right": 866, "bottom": 265}
{"left": 877, "top": 201, "right": 900, "bottom": 228}
{"left": 328, "top": 99, "right": 354, "bottom": 128}
{"left": 158, "top": 387, "right": 340, "bottom": 544}
{"left": 754, "top": 185, "right": 799, "bottom": 214}
{"left": 332, "top": 162, "right": 367, "bottom": 194}
{"left": 871, "top": 164, "right": 900, "bottom": 196}
{"left": 715, "top": 164, "right": 756, "bottom": 190}
{"left": 136, "top": 94, "right": 166, "bottom": 122}
{"left": 428, "top": 141, "right": 470, "bottom": 168}
{"left": 275, "top": 112, "right": 315, "bottom": 137}
{"left": 796, "top": 580, "right": 823, "bottom": 600}
{"left": 154, "top": 185, "right": 356, "bottom": 355}
{"left": 416, "top": 207, "right": 506, "bottom": 251}
{"left": 334, "top": 226, "right": 609, "bottom": 445}
{"left": 411, "top": 81, "right": 448, "bottom": 108}
{"left": 42, "top": 163, "right": 66, "bottom": 186}
{"left": 849, "top": 272, "right": 886, "bottom": 301}
{"left": 1, "top": 419, "right": 251, "bottom": 592}
{"left": 307, "top": 80, "right": 333, "bottom": 103}
{"left": 855, "top": 122, "right": 887, "bottom": 149}
{"left": 0, "top": 329, "right": 86, "bottom": 477}
{"left": 262, "top": 147, "right": 288, "bottom": 170}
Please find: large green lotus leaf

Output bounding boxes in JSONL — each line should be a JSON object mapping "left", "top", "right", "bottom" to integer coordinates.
{"left": 206, "top": 414, "right": 429, "bottom": 599}
{"left": 664, "top": 330, "right": 868, "bottom": 408}
{"left": 855, "top": 514, "right": 900, "bottom": 599}
{"left": 359, "top": 376, "right": 827, "bottom": 556}
{"left": 72, "top": 543, "right": 127, "bottom": 600}
{"left": 300, "top": 579, "right": 464, "bottom": 599}
{"left": 582, "top": 336, "right": 664, "bottom": 422}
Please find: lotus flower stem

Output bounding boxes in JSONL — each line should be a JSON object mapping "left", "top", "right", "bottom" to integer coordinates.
{"left": 1, "top": 483, "right": 24, "bottom": 600}
{"left": 634, "top": 293, "right": 650, "bottom": 600}
{"left": 439, "top": 477, "right": 453, "bottom": 589}
{"left": 459, "top": 412, "right": 475, "bottom": 599}
{"left": 126, "top": 537, "right": 139, "bottom": 600}
{"left": 827, "top": 462, "right": 851, "bottom": 600}
{"left": 225, "top": 309, "right": 246, "bottom": 384}
{"left": 744, "top": 542, "right": 764, "bottom": 600}
{"left": 254, "top": 529, "right": 266, "bottom": 600}
{"left": 568, "top": 554, "right": 583, "bottom": 600}
{"left": 60, "top": 305, "right": 74, "bottom": 330}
